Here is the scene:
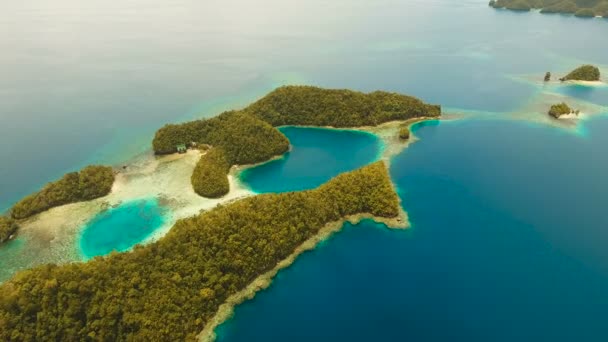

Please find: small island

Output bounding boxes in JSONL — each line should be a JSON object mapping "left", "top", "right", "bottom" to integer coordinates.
{"left": 489, "top": 0, "right": 608, "bottom": 18}
{"left": 399, "top": 126, "right": 411, "bottom": 140}
{"left": 548, "top": 102, "right": 580, "bottom": 118}
{"left": 559, "top": 64, "right": 601, "bottom": 82}
{"left": 154, "top": 86, "right": 441, "bottom": 198}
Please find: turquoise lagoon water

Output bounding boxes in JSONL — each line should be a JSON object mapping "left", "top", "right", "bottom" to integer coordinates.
{"left": 79, "top": 199, "right": 166, "bottom": 259}
{"left": 217, "top": 118, "right": 608, "bottom": 341}
{"left": 239, "top": 126, "right": 381, "bottom": 193}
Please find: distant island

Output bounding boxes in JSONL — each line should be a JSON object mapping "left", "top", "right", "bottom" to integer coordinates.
{"left": 154, "top": 86, "right": 441, "bottom": 198}
{"left": 0, "top": 165, "right": 115, "bottom": 245}
{"left": 489, "top": 0, "right": 608, "bottom": 17}
{"left": 548, "top": 102, "right": 580, "bottom": 118}
{"left": 0, "top": 162, "right": 403, "bottom": 341}
{"left": 559, "top": 64, "right": 601, "bottom": 81}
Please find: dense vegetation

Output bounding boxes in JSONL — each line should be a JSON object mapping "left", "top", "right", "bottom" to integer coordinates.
{"left": 10, "top": 166, "right": 115, "bottom": 220}
{"left": 191, "top": 148, "right": 231, "bottom": 198}
{"left": 490, "top": 0, "right": 608, "bottom": 17}
{"left": 548, "top": 102, "right": 579, "bottom": 118}
{"left": 0, "top": 162, "right": 400, "bottom": 341}
{"left": 154, "top": 110, "right": 289, "bottom": 198}
{"left": 0, "top": 217, "right": 18, "bottom": 243}
{"left": 560, "top": 65, "right": 601, "bottom": 81}
{"left": 244, "top": 86, "right": 441, "bottom": 127}
{"left": 153, "top": 86, "right": 439, "bottom": 197}
{"left": 399, "top": 126, "right": 411, "bottom": 140}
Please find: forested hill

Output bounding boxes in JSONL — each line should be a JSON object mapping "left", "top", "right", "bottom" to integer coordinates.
{"left": 10, "top": 165, "right": 115, "bottom": 220}
{"left": 489, "top": 0, "right": 608, "bottom": 17}
{"left": 243, "top": 86, "right": 441, "bottom": 127}
{"left": 0, "top": 162, "right": 400, "bottom": 341}
{"left": 152, "top": 86, "right": 440, "bottom": 198}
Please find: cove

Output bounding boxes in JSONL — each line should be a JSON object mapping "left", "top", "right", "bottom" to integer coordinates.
{"left": 79, "top": 199, "right": 166, "bottom": 259}
{"left": 239, "top": 126, "right": 381, "bottom": 193}
{"left": 216, "top": 117, "right": 608, "bottom": 341}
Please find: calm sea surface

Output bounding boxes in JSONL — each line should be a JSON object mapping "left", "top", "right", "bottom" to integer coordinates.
{"left": 239, "top": 126, "right": 381, "bottom": 193}
{"left": 1, "top": 0, "right": 608, "bottom": 340}
{"left": 1, "top": 0, "right": 607, "bottom": 211}
{"left": 218, "top": 118, "right": 608, "bottom": 341}
{"left": 79, "top": 198, "right": 166, "bottom": 259}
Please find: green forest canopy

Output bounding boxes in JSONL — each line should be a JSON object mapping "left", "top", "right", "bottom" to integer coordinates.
{"left": 0, "top": 217, "right": 18, "bottom": 243}
{"left": 548, "top": 102, "right": 578, "bottom": 118}
{"left": 153, "top": 86, "right": 441, "bottom": 198}
{"left": 490, "top": 0, "right": 608, "bottom": 17}
{"left": 560, "top": 65, "right": 601, "bottom": 81}
{"left": 10, "top": 166, "right": 115, "bottom": 220}
{"left": 191, "top": 147, "right": 231, "bottom": 198}
{"left": 0, "top": 162, "right": 400, "bottom": 341}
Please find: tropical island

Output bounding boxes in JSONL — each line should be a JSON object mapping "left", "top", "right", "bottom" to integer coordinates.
{"left": 489, "top": 0, "right": 608, "bottom": 17}
{"left": 559, "top": 64, "right": 601, "bottom": 82}
{"left": 0, "top": 162, "right": 403, "bottom": 341}
{"left": 548, "top": 102, "right": 580, "bottom": 118}
{"left": 154, "top": 85, "right": 441, "bottom": 198}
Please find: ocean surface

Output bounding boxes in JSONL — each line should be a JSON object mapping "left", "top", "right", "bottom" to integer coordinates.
{"left": 2, "top": 0, "right": 607, "bottom": 212}
{"left": 239, "top": 126, "right": 381, "bottom": 193}
{"left": 217, "top": 118, "right": 608, "bottom": 341}
{"left": 0, "top": 0, "right": 608, "bottom": 340}
{"left": 79, "top": 198, "right": 166, "bottom": 259}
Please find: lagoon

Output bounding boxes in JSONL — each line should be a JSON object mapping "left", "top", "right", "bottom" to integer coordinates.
{"left": 239, "top": 126, "right": 381, "bottom": 193}
{"left": 80, "top": 198, "right": 166, "bottom": 259}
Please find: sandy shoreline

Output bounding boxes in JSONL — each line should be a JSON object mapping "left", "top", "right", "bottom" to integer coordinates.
{"left": 561, "top": 80, "right": 606, "bottom": 87}
{"left": 1, "top": 149, "right": 256, "bottom": 282}
{"left": 197, "top": 210, "right": 408, "bottom": 342}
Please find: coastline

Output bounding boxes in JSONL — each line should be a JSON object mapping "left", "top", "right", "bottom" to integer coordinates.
{"left": 561, "top": 80, "right": 606, "bottom": 87}
{"left": 0, "top": 149, "right": 256, "bottom": 283}
{"left": 197, "top": 210, "right": 408, "bottom": 342}
{"left": 275, "top": 116, "right": 440, "bottom": 166}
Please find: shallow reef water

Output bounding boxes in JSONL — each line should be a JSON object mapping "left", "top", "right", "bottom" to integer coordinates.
{"left": 79, "top": 198, "right": 166, "bottom": 259}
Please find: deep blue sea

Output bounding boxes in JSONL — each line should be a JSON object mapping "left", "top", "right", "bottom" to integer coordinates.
{"left": 239, "top": 126, "right": 381, "bottom": 193}
{"left": 1, "top": 0, "right": 608, "bottom": 340}
{"left": 79, "top": 198, "right": 166, "bottom": 259}
{"left": 217, "top": 118, "right": 608, "bottom": 341}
